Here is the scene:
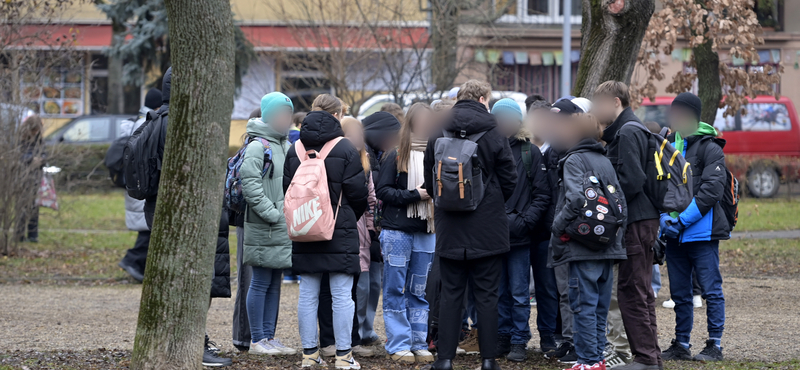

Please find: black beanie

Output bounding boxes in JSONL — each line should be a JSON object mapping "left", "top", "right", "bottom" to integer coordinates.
{"left": 161, "top": 67, "right": 172, "bottom": 104}
{"left": 362, "top": 111, "right": 401, "bottom": 151}
{"left": 143, "top": 88, "right": 162, "bottom": 110}
{"left": 672, "top": 92, "right": 702, "bottom": 122}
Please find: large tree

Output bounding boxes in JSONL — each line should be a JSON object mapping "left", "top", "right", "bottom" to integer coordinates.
{"left": 129, "top": 0, "right": 235, "bottom": 368}
{"left": 632, "top": 0, "right": 782, "bottom": 123}
{"left": 573, "top": 0, "right": 656, "bottom": 97}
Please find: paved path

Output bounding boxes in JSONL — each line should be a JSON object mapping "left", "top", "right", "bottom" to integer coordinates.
{"left": 731, "top": 229, "right": 800, "bottom": 239}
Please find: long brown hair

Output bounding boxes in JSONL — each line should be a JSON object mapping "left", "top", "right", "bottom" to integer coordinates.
{"left": 20, "top": 114, "right": 43, "bottom": 144}
{"left": 341, "top": 117, "right": 371, "bottom": 175}
{"left": 312, "top": 94, "right": 343, "bottom": 117}
{"left": 397, "top": 103, "right": 431, "bottom": 173}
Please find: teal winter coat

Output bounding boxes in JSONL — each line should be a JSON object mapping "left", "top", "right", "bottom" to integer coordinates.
{"left": 242, "top": 118, "right": 292, "bottom": 269}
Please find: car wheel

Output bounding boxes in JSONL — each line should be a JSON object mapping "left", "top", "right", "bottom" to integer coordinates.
{"left": 747, "top": 166, "right": 780, "bottom": 198}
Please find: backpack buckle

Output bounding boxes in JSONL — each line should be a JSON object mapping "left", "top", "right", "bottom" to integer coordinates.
{"left": 459, "top": 130, "right": 466, "bottom": 138}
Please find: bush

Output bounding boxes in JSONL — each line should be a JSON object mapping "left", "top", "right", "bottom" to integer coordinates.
{"left": 46, "top": 144, "right": 117, "bottom": 193}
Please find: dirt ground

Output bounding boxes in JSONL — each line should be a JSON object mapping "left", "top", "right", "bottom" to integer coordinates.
{"left": 2, "top": 273, "right": 799, "bottom": 364}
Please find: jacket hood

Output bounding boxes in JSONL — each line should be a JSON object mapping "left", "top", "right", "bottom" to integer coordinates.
{"left": 601, "top": 107, "right": 640, "bottom": 143}
{"left": 509, "top": 126, "right": 532, "bottom": 143}
{"left": 300, "top": 110, "right": 344, "bottom": 146}
{"left": 161, "top": 68, "right": 172, "bottom": 104}
{"left": 246, "top": 117, "right": 286, "bottom": 141}
{"left": 694, "top": 122, "right": 719, "bottom": 137}
{"left": 445, "top": 100, "right": 496, "bottom": 135}
{"left": 565, "top": 138, "right": 606, "bottom": 157}
{"left": 138, "top": 106, "right": 153, "bottom": 118}
{"left": 362, "top": 111, "right": 400, "bottom": 151}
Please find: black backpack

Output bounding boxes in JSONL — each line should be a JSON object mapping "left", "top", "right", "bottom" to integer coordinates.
{"left": 562, "top": 169, "right": 625, "bottom": 251}
{"left": 104, "top": 116, "right": 139, "bottom": 188}
{"left": 433, "top": 130, "right": 488, "bottom": 212}
{"left": 720, "top": 167, "right": 740, "bottom": 231}
{"left": 124, "top": 110, "right": 166, "bottom": 200}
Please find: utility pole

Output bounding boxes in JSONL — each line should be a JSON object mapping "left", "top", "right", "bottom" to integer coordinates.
{"left": 561, "top": 0, "right": 572, "bottom": 97}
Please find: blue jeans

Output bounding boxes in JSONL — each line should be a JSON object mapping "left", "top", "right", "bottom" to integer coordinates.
{"left": 357, "top": 262, "right": 382, "bottom": 343}
{"left": 298, "top": 272, "right": 355, "bottom": 351}
{"left": 652, "top": 264, "right": 662, "bottom": 297}
{"left": 246, "top": 266, "right": 282, "bottom": 342}
{"left": 380, "top": 229, "right": 435, "bottom": 353}
{"left": 531, "top": 239, "right": 559, "bottom": 337}
{"left": 665, "top": 239, "right": 725, "bottom": 343}
{"left": 498, "top": 246, "right": 532, "bottom": 344}
{"left": 569, "top": 259, "right": 614, "bottom": 365}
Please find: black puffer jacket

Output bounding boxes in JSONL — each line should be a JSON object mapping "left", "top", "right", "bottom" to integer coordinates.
{"left": 423, "top": 100, "right": 517, "bottom": 260}
{"left": 602, "top": 107, "right": 659, "bottom": 225}
{"left": 376, "top": 149, "right": 427, "bottom": 233}
{"left": 549, "top": 139, "right": 628, "bottom": 267}
{"left": 505, "top": 130, "right": 551, "bottom": 248}
{"left": 284, "top": 111, "right": 369, "bottom": 275}
{"left": 212, "top": 210, "right": 232, "bottom": 298}
{"left": 532, "top": 145, "right": 563, "bottom": 242}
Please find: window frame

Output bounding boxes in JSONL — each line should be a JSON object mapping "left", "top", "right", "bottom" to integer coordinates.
{"left": 496, "top": 0, "right": 581, "bottom": 25}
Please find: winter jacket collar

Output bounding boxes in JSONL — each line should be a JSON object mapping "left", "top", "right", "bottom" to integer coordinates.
{"left": 602, "top": 107, "right": 640, "bottom": 144}
{"left": 246, "top": 117, "right": 287, "bottom": 143}
{"left": 300, "top": 111, "right": 344, "bottom": 147}
{"left": 563, "top": 138, "right": 606, "bottom": 158}
{"left": 508, "top": 127, "right": 532, "bottom": 145}
{"left": 445, "top": 100, "right": 496, "bottom": 136}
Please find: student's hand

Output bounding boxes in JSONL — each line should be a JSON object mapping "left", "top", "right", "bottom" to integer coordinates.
{"left": 416, "top": 186, "right": 431, "bottom": 201}
{"left": 663, "top": 217, "right": 683, "bottom": 239}
{"left": 659, "top": 214, "right": 673, "bottom": 231}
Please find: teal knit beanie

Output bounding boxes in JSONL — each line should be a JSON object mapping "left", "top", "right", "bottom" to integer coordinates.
{"left": 491, "top": 98, "right": 523, "bottom": 121}
{"left": 261, "top": 92, "right": 294, "bottom": 122}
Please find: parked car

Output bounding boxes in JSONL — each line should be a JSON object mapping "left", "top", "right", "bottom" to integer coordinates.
{"left": 45, "top": 114, "right": 133, "bottom": 145}
{"left": 636, "top": 96, "right": 800, "bottom": 198}
{"left": 357, "top": 91, "right": 528, "bottom": 119}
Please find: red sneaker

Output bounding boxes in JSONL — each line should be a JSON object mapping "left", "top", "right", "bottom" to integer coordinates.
{"left": 563, "top": 364, "right": 585, "bottom": 370}
{"left": 585, "top": 362, "right": 607, "bottom": 370}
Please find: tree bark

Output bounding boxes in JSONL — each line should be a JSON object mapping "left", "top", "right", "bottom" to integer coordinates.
{"left": 693, "top": 39, "right": 722, "bottom": 124}
{"left": 107, "top": 19, "right": 126, "bottom": 114}
{"left": 574, "top": 0, "right": 655, "bottom": 98}
{"left": 431, "top": 0, "right": 459, "bottom": 91}
{"left": 129, "top": 0, "right": 235, "bottom": 368}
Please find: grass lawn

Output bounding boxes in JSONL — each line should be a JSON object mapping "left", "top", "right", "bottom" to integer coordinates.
{"left": 720, "top": 238, "right": 800, "bottom": 278}
{"left": 735, "top": 198, "right": 800, "bottom": 231}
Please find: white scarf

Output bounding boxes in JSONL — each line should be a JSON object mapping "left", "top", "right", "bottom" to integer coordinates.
{"left": 407, "top": 147, "right": 434, "bottom": 233}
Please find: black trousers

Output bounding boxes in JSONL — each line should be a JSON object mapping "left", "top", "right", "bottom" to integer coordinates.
{"left": 319, "top": 272, "right": 361, "bottom": 348}
{"left": 438, "top": 255, "right": 503, "bottom": 360}
{"left": 120, "top": 230, "right": 151, "bottom": 274}
{"left": 426, "top": 253, "right": 442, "bottom": 344}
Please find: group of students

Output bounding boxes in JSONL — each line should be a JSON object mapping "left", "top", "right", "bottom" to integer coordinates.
{"left": 119, "top": 69, "right": 731, "bottom": 370}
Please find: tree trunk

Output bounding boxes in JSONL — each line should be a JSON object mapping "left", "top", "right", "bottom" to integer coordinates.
{"left": 693, "top": 40, "right": 722, "bottom": 124}
{"left": 107, "top": 19, "right": 127, "bottom": 114}
{"left": 129, "top": 0, "right": 235, "bottom": 368}
{"left": 431, "top": 0, "right": 459, "bottom": 91}
{"left": 573, "top": 0, "right": 655, "bottom": 98}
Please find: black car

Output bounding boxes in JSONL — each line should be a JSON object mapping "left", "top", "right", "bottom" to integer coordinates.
{"left": 46, "top": 114, "right": 134, "bottom": 145}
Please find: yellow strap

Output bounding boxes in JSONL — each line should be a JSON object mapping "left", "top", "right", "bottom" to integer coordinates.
{"left": 669, "top": 149, "right": 680, "bottom": 166}
{"left": 683, "top": 162, "right": 690, "bottom": 184}
{"left": 654, "top": 151, "right": 665, "bottom": 180}
{"left": 658, "top": 139, "right": 668, "bottom": 162}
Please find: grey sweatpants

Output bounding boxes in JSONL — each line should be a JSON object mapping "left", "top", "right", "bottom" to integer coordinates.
{"left": 554, "top": 263, "right": 573, "bottom": 342}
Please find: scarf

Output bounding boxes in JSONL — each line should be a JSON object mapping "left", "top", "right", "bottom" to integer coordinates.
{"left": 407, "top": 134, "right": 434, "bottom": 232}
{"left": 669, "top": 122, "right": 718, "bottom": 218}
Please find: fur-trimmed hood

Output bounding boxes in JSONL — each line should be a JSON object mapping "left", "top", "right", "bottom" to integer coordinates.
{"left": 511, "top": 126, "right": 533, "bottom": 142}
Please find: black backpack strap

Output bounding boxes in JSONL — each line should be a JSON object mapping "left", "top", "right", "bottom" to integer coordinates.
{"left": 659, "top": 127, "right": 670, "bottom": 137}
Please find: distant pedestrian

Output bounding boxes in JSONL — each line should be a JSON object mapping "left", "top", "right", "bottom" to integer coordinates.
{"left": 381, "top": 102, "right": 405, "bottom": 124}
{"left": 16, "top": 114, "right": 45, "bottom": 244}
{"left": 289, "top": 112, "right": 305, "bottom": 144}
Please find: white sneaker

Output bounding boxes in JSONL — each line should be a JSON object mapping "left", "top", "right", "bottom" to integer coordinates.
{"left": 413, "top": 349, "right": 435, "bottom": 363}
{"left": 662, "top": 299, "right": 676, "bottom": 309}
{"left": 249, "top": 339, "right": 283, "bottom": 355}
{"left": 268, "top": 338, "right": 297, "bottom": 355}
{"left": 693, "top": 295, "right": 703, "bottom": 308}
{"left": 388, "top": 350, "right": 416, "bottom": 363}
{"left": 456, "top": 347, "right": 466, "bottom": 355}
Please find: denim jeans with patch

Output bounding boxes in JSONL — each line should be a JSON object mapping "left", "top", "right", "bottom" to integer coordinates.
{"left": 380, "top": 229, "right": 435, "bottom": 353}
{"left": 498, "top": 246, "right": 532, "bottom": 344}
{"left": 569, "top": 259, "right": 614, "bottom": 365}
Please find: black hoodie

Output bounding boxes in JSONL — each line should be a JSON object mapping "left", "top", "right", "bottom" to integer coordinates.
{"left": 505, "top": 130, "right": 551, "bottom": 248}
{"left": 601, "top": 107, "right": 659, "bottom": 225}
{"left": 423, "top": 99, "right": 517, "bottom": 260}
{"left": 283, "top": 111, "right": 369, "bottom": 275}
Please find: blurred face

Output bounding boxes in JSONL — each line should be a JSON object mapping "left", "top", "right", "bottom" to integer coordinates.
{"left": 526, "top": 108, "right": 549, "bottom": 140}
{"left": 549, "top": 113, "right": 582, "bottom": 151}
{"left": 269, "top": 106, "right": 294, "bottom": 133}
{"left": 496, "top": 113, "right": 521, "bottom": 138}
{"left": 591, "top": 94, "right": 620, "bottom": 127}
{"left": 668, "top": 106, "right": 699, "bottom": 137}
{"left": 343, "top": 124, "right": 365, "bottom": 151}
{"left": 411, "top": 109, "right": 434, "bottom": 136}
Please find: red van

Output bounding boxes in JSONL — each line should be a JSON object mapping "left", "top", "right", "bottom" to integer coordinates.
{"left": 635, "top": 96, "right": 800, "bottom": 198}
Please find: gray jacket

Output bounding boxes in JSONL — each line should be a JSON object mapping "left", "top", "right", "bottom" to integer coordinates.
{"left": 122, "top": 106, "right": 152, "bottom": 232}
{"left": 549, "top": 139, "right": 627, "bottom": 267}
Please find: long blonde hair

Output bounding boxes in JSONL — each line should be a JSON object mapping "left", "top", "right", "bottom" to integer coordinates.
{"left": 341, "top": 117, "right": 371, "bottom": 175}
{"left": 397, "top": 103, "right": 430, "bottom": 173}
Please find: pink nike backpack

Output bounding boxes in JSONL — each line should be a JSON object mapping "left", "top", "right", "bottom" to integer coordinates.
{"left": 284, "top": 137, "right": 345, "bottom": 242}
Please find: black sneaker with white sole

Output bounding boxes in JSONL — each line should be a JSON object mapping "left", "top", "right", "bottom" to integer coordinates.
{"left": 661, "top": 339, "right": 692, "bottom": 361}
{"left": 693, "top": 340, "right": 723, "bottom": 362}
{"left": 558, "top": 346, "right": 577, "bottom": 364}
{"left": 545, "top": 341, "right": 572, "bottom": 359}
{"left": 506, "top": 344, "right": 527, "bottom": 362}
{"left": 202, "top": 346, "right": 232, "bottom": 367}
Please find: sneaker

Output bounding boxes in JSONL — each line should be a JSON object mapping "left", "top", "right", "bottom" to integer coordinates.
{"left": 249, "top": 339, "right": 283, "bottom": 355}
{"left": 563, "top": 363, "right": 585, "bottom": 370}
{"left": 320, "top": 344, "right": 336, "bottom": 357}
{"left": 662, "top": 299, "right": 675, "bottom": 309}
{"left": 335, "top": 351, "right": 361, "bottom": 369}
{"left": 413, "top": 349, "right": 435, "bottom": 363}
{"left": 693, "top": 295, "right": 703, "bottom": 308}
{"left": 458, "top": 329, "right": 480, "bottom": 355}
{"left": 586, "top": 363, "right": 607, "bottom": 370}
{"left": 540, "top": 335, "right": 558, "bottom": 354}
{"left": 496, "top": 335, "right": 511, "bottom": 357}
{"left": 302, "top": 350, "right": 327, "bottom": 367}
{"left": 118, "top": 261, "right": 144, "bottom": 283}
{"left": 361, "top": 336, "right": 380, "bottom": 347}
{"left": 456, "top": 346, "right": 466, "bottom": 355}
{"left": 546, "top": 341, "right": 573, "bottom": 359}
{"left": 604, "top": 350, "right": 628, "bottom": 368}
{"left": 530, "top": 296, "right": 538, "bottom": 306}
{"left": 268, "top": 338, "right": 297, "bottom": 355}
{"left": 283, "top": 275, "right": 300, "bottom": 284}
{"left": 202, "top": 346, "right": 232, "bottom": 367}
{"left": 352, "top": 345, "right": 375, "bottom": 357}
{"left": 205, "top": 335, "right": 220, "bottom": 354}
{"left": 558, "top": 345, "right": 578, "bottom": 364}
{"left": 506, "top": 343, "right": 527, "bottom": 362}
{"left": 388, "top": 349, "right": 416, "bottom": 363}
{"left": 661, "top": 339, "right": 692, "bottom": 361}
{"left": 693, "top": 340, "right": 723, "bottom": 362}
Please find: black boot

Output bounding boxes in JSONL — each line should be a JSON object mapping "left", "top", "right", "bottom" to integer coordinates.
{"left": 496, "top": 335, "right": 511, "bottom": 357}
{"left": 425, "top": 359, "right": 453, "bottom": 370}
{"left": 481, "top": 358, "right": 502, "bottom": 370}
